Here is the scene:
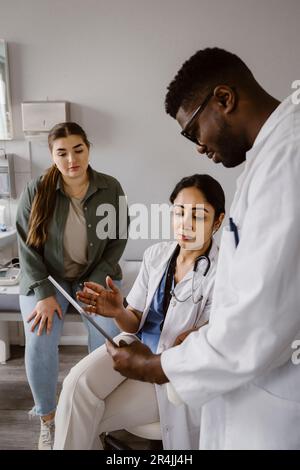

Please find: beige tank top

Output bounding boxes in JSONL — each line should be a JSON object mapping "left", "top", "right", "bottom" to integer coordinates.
{"left": 63, "top": 197, "right": 88, "bottom": 280}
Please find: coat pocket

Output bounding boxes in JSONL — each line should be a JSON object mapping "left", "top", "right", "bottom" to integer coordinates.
{"left": 225, "top": 383, "right": 300, "bottom": 449}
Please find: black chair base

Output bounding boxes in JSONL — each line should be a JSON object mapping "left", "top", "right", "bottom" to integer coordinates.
{"left": 103, "top": 432, "right": 163, "bottom": 450}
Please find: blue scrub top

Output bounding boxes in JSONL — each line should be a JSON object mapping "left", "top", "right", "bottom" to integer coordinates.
{"left": 137, "top": 267, "right": 168, "bottom": 353}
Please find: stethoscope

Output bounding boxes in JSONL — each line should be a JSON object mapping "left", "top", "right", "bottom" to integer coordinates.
{"left": 169, "top": 251, "right": 211, "bottom": 304}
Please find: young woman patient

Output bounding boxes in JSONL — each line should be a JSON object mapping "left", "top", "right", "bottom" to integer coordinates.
{"left": 16, "top": 122, "right": 128, "bottom": 450}
{"left": 53, "top": 174, "right": 225, "bottom": 450}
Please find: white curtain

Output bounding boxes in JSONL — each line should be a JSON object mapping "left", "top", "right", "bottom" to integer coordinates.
{"left": 0, "top": 74, "right": 8, "bottom": 140}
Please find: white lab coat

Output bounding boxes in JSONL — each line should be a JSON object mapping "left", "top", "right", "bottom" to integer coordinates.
{"left": 161, "top": 95, "right": 300, "bottom": 449}
{"left": 126, "top": 239, "right": 219, "bottom": 449}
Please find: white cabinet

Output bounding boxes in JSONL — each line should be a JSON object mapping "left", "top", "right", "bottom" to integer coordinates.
{"left": 21, "top": 101, "right": 69, "bottom": 138}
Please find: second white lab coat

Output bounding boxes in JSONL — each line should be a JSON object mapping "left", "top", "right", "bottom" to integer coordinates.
{"left": 161, "top": 95, "right": 300, "bottom": 449}
{"left": 126, "top": 239, "right": 219, "bottom": 449}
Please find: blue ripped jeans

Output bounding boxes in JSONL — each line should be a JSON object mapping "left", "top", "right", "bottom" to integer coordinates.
{"left": 20, "top": 278, "right": 121, "bottom": 417}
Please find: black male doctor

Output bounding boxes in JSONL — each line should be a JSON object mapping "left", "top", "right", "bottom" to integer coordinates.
{"left": 107, "top": 48, "right": 300, "bottom": 450}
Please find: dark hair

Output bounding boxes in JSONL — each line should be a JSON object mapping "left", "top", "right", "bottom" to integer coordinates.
{"left": 165, "top": 47, "right": 254, "bottom": 118}
{"left": 170, "top": 174, "right": 225, "bottom": 219}
{"left": 27, "top": 122, "right": 90, "bottom": 250}
{"left": 48, "top": 121, "right": 90, "bottom": 151}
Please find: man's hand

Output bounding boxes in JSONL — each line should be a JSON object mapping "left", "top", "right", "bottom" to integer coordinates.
{"left": 106, "top": 340, "right": 169, "bottom": 385}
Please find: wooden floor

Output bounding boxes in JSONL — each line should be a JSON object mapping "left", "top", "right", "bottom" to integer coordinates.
{"left": 0, "top": 345, "right": 162, "bottom": 450}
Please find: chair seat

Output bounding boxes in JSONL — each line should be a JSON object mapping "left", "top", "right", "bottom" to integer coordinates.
{"left": 125, "top": 422, "right": 161, "bottom": 440}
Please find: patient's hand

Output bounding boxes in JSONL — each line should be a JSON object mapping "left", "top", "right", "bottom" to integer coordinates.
{"left": 27, "top": 296, "right": 63, "bottom": 336}
{"left": 76, "top": 276, "right": 124, "bottom": 319}
{"left": 173, "top": 327, "right": 198, "bottom": 346}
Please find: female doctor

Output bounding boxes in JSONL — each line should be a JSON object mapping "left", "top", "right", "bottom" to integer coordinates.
{"left": 53, "top": 174, "right": 225, "bottom": 450}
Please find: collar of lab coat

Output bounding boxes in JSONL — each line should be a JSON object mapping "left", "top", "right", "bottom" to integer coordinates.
{"left": 234, "top": 95, "right": 292, "bottom": 204}
{"left": 247, "top": 95, "right": 291, "bottom": 157}
{"left": 139, "top": 238, "right": 219, "bottom": 329}
{"left": 247, "top": 96, "right": 294, "bottom": 151}
{"left": 174, "top": 238, "right": 219, "bottom": 284}
{"left": 150, "top": 237, "right": 218, "bottom": 278}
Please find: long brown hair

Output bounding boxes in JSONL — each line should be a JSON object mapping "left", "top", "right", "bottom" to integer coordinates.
{"left": 26, "top": 122, "right": 90, "bottom": 250}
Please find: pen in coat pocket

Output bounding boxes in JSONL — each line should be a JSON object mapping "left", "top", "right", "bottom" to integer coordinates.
{"left": 229, "top": 217, "right": 239, "bottom": 247}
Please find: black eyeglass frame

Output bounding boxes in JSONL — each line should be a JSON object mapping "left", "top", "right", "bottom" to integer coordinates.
{"left": 180, "top": 91, "right": 214, "bottom": 145}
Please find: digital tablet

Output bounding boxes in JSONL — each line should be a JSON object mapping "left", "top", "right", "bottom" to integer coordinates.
{"left": 48, "top": 275, "right": 118, "bottom": 347}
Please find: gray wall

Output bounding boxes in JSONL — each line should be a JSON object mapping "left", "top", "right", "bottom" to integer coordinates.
{"left": 1, "top": 0, "right": 299, "bottom": 255}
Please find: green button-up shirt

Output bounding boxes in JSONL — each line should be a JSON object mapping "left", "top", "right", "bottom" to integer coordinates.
{"left": 16, "top": 166, "right": 128, "bottom": 301}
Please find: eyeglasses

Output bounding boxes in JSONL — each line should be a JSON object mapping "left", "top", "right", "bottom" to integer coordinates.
{"left": 180, "top": 91, "right": 214, "bottom": 145}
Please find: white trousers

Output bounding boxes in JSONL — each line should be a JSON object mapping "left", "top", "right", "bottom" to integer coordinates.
{"left": 53, "top": 334, "right": 160, "bottom": 450}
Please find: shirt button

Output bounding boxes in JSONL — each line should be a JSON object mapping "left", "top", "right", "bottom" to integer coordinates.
{"left": 89, "top": 242, "right": 93, "bottom": 247}
{"left": 84, "top": 206, "right": 87, "bottom": 211}
{"left": 87, "top": 224, "right": 92, "bottom": 228}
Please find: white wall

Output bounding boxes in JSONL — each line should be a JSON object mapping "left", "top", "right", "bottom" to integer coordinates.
{"left": 0, "top": 0, "right": 299, "bottom": 340}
